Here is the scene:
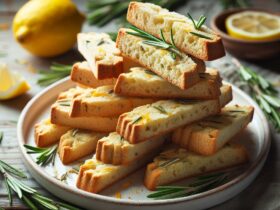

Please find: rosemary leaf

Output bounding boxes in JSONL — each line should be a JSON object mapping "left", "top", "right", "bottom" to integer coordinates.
{"left": 24, "top": 144, "right": 58, "bottom": 166}
{"left": 132, "top": 116, "right": 143, "bottom": 124}
{"left": 37, "top": 63, "right": 72, "bottom": 86}
{"left": 190, "top": 31, "right": 212, "bottom": 40}
{"left": 144, "top": 70, "right": 157, "bottom": 76}
{"left": 153, "top": 105, "right": 168, "bottom": 115}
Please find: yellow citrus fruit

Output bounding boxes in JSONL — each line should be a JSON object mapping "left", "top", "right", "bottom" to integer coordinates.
{"left": 226, "top": 11, "right": 280, "bottom": 41}
{"left": 0, "top": 63, "right": 30, "bottom": 100}
{"left": 13, "top": 0, "right": 85, "bottom": 57}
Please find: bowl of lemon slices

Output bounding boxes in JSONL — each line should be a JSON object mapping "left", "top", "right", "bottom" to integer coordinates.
{"left": 211, "top": 9, "right": 280, "bottom": 60}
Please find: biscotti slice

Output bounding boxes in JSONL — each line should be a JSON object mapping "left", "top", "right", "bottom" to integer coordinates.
{"left": 51, "top": 102, "right": 117, "bottom": 132}
{"left": 219, "top": 84, "right": 232, "bottom": 107}
{"left": 127, "top": 2, "right": 225, "bottom": 61}
{"left": 71, "top": 62, "right": 117, "bottom": 88}
{"left": 76, "top": 149, "right": 158, "bottom": 193}
{"left": 116, "top": 28, "right": 206, "bottom": 89}
{"left": 172, "top": 105, "right": 254, "bottom": 155}
{"left": 144, "top": 144, "right": 248, "bottom": 190}
{"left": 70, "top": 85, "right": 156, "bottom": 117}
{"left": 116, "top": 85, "right": 232, "bottom": 143}
{"left": 78, "top": 33, "right": 123, "bottom": 79}
{"left": 114, "top": 67, "right": 221, "bottom": 99}
{"left": 96, "top": 132, "right": 167, "bottom": 165}
{"left": 34, "top": 119, "right": 71, "bottom": 147}
{"left": 58, "top": 129, "right": 107, "bottom": 164}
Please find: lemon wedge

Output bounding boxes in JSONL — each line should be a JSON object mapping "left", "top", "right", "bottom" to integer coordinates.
{"left": 0, "top": 63, "right": 30, "bottom": 100}
{"left": 226, "top": 11, "right": 280, "bottom": 41}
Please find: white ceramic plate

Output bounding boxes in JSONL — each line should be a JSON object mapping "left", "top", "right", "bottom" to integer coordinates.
{"left": 17, "top": 77, "right": 270, "bottom": 210}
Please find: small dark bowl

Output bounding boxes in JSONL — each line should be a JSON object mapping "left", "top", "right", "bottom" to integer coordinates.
{"left": 211, "top": 9, "right": 280, "bottom": 60}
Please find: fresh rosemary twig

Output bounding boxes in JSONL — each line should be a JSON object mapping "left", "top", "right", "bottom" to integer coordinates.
{"left": 24, "top": 145, "right": 58, "bottom": 166}
{"left": 147, "top": 172, "right": 229, "bottom": 199}
{"left": 37, "top": 63, "right": 72, "bottom": 86}
{"left": 0, "top": 160, "right": 81, "bottom": 210}
{"left": 86, "top": 0, "right": 187, "bottom": 27}
{"left": 232, "top": 59, "right": 280, "bottom": 132}
{"left": 127, "top": 25, "right": 181, "bottom": 59}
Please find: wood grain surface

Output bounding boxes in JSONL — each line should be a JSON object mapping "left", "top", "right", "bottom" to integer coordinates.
{"left": 0, "top": 0, "right": 280, "bottom": 209}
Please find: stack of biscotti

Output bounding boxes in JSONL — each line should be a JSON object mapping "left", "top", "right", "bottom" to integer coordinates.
{"left": 31, "top": 1, "right": 255, "bottom": 195}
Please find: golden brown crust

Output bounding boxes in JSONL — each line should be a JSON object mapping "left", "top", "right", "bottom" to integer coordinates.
{"left": 95, "top": 56, "right": 124, "bottom": 80}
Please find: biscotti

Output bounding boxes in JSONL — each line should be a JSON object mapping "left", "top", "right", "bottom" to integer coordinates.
{"left": 76, "top": 150, "right": 158, "bottom": 193}
{"left": 71, "top": 62, "right": 117, "bottom": 88}
{"left": 172, "top": 105, "right": 254, "bottom": 155}
{"left": 127, "top": 2, "right": 225, "bottom": 61}
{"left": 34, "top": 119, "right": 71, "bottom": 147}
{"left": 116, "top": 28, "right": 206, "bottom": 89}
{"left": 96, "top": 132, "right": 167, "bottom": 165}
{"left": 116, "top": 100, "right": 219, "bottom": 144}
{"left": 70, "top": 85, "right": 156, "bottom": 117}
{"left": 58, "top": 129, "right": 107, "bottom": 164}
{"left": 78, "top": 33, "right": 124, "bottom": 79}
{"left": 114, "top": 67, "right": 221, "bottom": 99}
{"left": 144, "top": 144, "right": 248, "bottom": 190}
{"left": 51, "top": 102, "right": 118, "bottom": 132}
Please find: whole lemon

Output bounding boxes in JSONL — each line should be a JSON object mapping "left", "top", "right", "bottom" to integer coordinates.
{"left": 13, "top": 0, "right": 85, "bottom": 57}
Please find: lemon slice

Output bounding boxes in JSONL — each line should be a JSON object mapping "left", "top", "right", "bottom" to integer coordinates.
{"left": 0, "top": 63, "right": 30, "bottom": 100}
{"left": 226, "top": 11, "right": 280, "bottom": 41}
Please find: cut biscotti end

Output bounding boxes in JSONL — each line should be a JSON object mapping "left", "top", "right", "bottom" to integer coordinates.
{"left": 116, "top": 98, "right": 220, "bottom": 144}
{"left": 58, "top": 129, "right": 107, "bottom": 164}
{"left": 96, "top": 132, "right": 167, "bottom": 165}
{"left": 127, "top": 2, "right": 225, "bottom": 61}
{"left": 51, "top": 102, "right": 118, "bottom": 132}
{"left": 172, "top": 105, "right": 254, "bottom": 155}
{"left": 78, "top": 32, "right": 123, "bottom": 79}
{"left": 144, "top": 144, "right": 248, "bottom": 190}
{"left": 34, "top": 119, "right": 71, "bottom": 147}
{"left": 220, "top": 84, "right": 232, "bottom": 107}
{"left": 76, "top": 149, "right": 158, "bottom": 193}
{"left": 116, "top": 28, "right": 206, "bottom": 89}
{"left": 114, "top": 67, "right": 221, "bottom": 100}
{"left": 70, "top": 85, "right": 156, "bottom": 117}
{"left": 71, "top": 62, "right": 117, "bottom": 88}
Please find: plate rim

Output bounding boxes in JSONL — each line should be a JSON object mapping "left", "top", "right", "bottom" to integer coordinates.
{"left": 17, "top": 77, "right": 271, "bottom": 206}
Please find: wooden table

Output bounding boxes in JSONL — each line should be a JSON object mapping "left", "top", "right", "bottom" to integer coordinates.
{"left": 0, "top": 0, "right": 280, "bottom": 209}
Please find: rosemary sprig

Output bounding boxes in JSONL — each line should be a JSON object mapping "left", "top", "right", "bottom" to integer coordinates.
{"left": 232, "top": 59, "right": 280, "bottom": 132}
{"left": 24, "top": 145, "right": 58, "bottom": 166}
{"left": 147, "top": 172, "right": 229, "bottom": 199}
{"left": 0, "top": 131, "right": 3, "bottom": 144}
{"left": 187, "top": 13, "right": 212, "bottom": 40}
{"left": 86, "top": 0, "right": 186, "bottom": 27}
{"left": 127, "top": 25, "right": 181, "bottom": 59}
{"left": 37, "top": 63, "right": 72, "bottom": 86}
{"left": 187, "top": 13, "right": 206, "bottom": 30}
{"left": 0, "top": 160, "right": 80, "bottom": 210}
